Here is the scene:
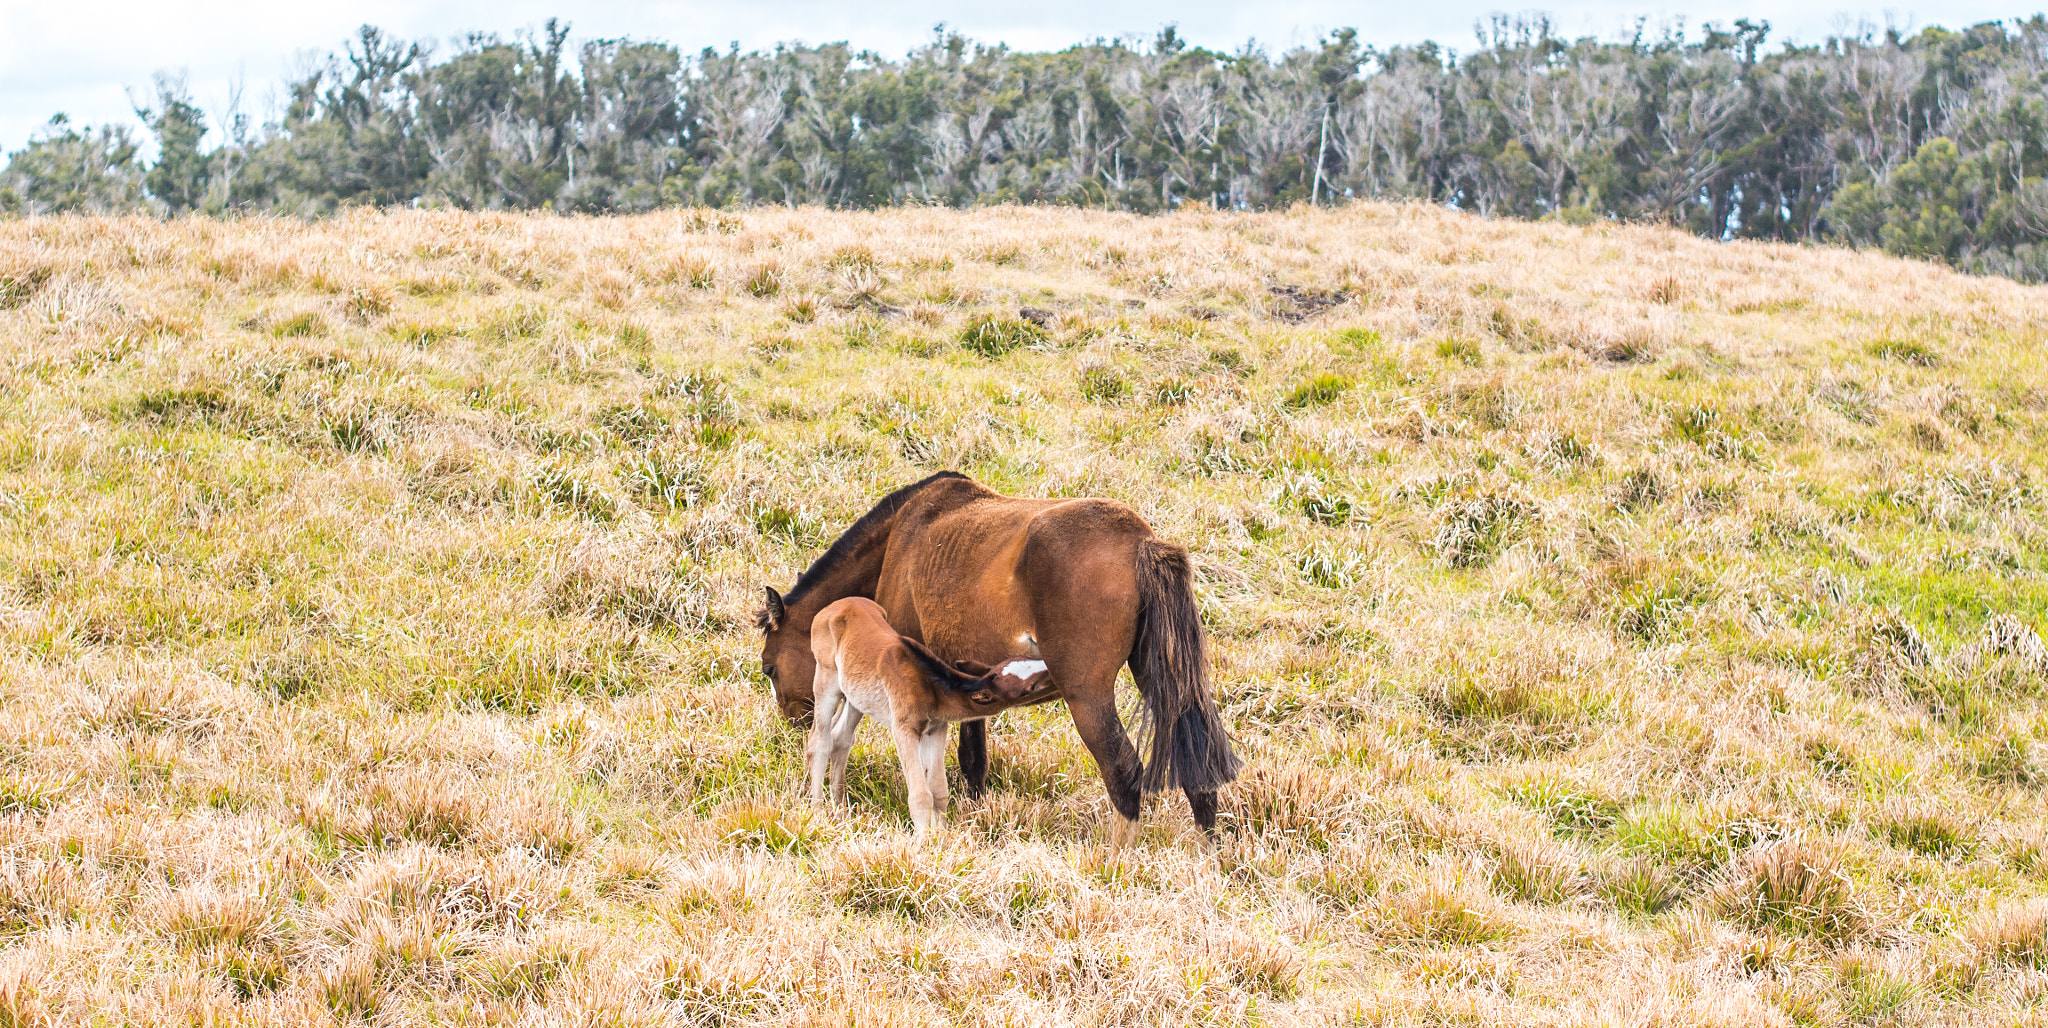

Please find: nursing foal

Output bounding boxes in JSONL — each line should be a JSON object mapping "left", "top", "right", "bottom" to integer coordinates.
{"left": 808, "top": 597, "right": 1051, "bottom": 836}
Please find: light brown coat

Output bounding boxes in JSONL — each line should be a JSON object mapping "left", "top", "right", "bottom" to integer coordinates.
{"left": 807, "top": 597, "right": 1049, "bottom": 835}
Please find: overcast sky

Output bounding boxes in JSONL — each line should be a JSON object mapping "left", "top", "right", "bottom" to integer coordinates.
{"left": 0, "top": 0, "right": 2027, "bottom": 157}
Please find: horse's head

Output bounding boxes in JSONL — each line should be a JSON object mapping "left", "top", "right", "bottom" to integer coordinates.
{"left": 756, "top": 587, "right": 816, "bottom": 726}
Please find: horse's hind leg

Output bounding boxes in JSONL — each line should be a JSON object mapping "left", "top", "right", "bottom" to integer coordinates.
{"left": 1063, "top": 691, "right": 1144, "bottom": 846}
{"left": 1186, "top": 788, "right": 1219, "bottom": 840}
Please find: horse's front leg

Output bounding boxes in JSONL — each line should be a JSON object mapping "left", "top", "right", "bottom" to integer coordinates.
{"left": 956, "top": 718, "right": 988, "bottom": 800}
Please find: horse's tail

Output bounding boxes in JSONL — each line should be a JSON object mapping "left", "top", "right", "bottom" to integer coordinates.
{"left": 1131, "top": 538, "right": 1241, "bottom": 795}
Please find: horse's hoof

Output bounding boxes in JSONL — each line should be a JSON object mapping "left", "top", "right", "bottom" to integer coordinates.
{"left": 1108, "top": 816, "right": 1140, "bottom": 852}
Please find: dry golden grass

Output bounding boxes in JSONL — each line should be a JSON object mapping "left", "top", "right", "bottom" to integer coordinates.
{"left": 1, "top": 202, "right": 2046, "bottom": 1024}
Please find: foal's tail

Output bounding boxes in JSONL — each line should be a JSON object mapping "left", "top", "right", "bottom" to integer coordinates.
{"left": 1131, "top": 539, "right": 1241, "bottom": 795}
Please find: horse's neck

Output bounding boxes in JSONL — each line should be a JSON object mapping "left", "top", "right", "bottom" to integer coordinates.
{"left": 793, "top": 529, "right": 890, "bottom": 622}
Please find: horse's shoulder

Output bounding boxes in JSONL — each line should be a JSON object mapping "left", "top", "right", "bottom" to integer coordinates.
{"left": 908, "top": 475, "right": 1000, "bottom": 511}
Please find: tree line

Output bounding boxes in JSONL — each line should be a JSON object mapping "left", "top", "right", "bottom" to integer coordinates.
{"left": 6, "top": 15, "right": 2048, "bottom": 281}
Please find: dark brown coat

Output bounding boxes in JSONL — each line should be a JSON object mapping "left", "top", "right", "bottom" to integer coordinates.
{"left": 759, "top": 472, "right": 1239, "bottom": 839}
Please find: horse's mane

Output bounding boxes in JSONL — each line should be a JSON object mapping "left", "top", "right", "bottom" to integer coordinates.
{"left": 761, "top": 471, "right": 968, "bottom": 625}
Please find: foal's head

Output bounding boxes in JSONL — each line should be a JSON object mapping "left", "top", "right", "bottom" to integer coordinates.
{"left": 756, "top": 587, "right": 816, "bottom": 726}
{"left": 944, "top": 656, "right": 1054, "bottom": 705}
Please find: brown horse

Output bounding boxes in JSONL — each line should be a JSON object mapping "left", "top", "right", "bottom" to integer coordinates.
{"left": 757, "top": 472, "right": 1239, "bottom": 841}
{"left": 807, "top": 596, "right": 1051, "bottom": 836}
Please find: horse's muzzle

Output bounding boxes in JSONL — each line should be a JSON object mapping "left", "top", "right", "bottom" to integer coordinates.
{"left": 776, "top": 698, "right": 815, "bottom": 729}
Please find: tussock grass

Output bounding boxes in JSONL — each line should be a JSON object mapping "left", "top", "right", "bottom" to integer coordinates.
{"left": 1, "top": 203, "right": 2046, "bottom": 1023}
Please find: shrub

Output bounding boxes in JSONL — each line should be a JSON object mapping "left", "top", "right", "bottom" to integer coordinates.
{"left": 1078, "top": 363, "right": 1131, "bottom": 402}
{"left": 268, "top": 311, "right": 327, "bottom": 338}
{"left": 1431, "top": 492, "right": 1539, "bottom": 568}
{"left": 1869, "top": 335, "right": 1940, "bottom": 366}
{"left": 823, "top": 839, "right": 974, "bottom": 920}
{"left": 1709, "top": 841, "right": 1867, "bottom": 946}
{"left": 958, "top": 313, "right": 1045, "bottom": 357}
{"left": 1287, "top": 373, "right": 1353, "bottom": 407}
{"left": 742, "top": 264, "right": 783, "bottom": 298}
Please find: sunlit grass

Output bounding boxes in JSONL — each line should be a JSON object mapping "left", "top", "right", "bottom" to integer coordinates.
{"left": 0, "top": 202, "right": 2043, "bottom": 1023}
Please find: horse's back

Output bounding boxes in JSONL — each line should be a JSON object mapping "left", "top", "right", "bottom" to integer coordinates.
{"left": 878, "top": 482, "right": 1153, "bottom": 666}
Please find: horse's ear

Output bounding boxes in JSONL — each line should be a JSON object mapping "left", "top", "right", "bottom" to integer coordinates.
{"left": 952, "top": 658, "right": 995, "bottom": 676}
{"left": 758, "top": 587, "right": 786, "bottom": 631}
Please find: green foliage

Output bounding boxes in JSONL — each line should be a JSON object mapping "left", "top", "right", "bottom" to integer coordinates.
{"left": 1826, "top": 136, "right": 2048, "bottom": 281}
{"left": 10, "top": 17, "right": 2048, "bottom": 284}
{"left": 1869, "top": 333, "right": 1941, "bottom": 367}
{"left": 0, "top": 115, "right": 146, "bottom": 215}
{"left": 137, "top": 74, "right": 212, "bottom": 214}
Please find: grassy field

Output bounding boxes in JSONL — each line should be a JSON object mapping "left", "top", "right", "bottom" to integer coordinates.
{"left": 1, "top": 203, "right": 2047, "bottom": 1026}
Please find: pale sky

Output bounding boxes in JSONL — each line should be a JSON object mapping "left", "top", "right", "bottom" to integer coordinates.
{"left": 0, "top": 0, "right": 2027, "bottom": 157}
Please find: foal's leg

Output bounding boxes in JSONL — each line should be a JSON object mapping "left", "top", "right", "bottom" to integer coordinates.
{"left": 922, "top": 723, "right": 950, "bottom": 830}
{"left": 807, "top": 680, "right": 844, "bottom": 805}
{"left": 827, "top": 705, "right": 862, "bottom": 806}
{"left": 892, "top": 721, "right": 942, "bottom": 837}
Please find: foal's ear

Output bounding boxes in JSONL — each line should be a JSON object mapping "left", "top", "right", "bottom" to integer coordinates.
{"left": 994, "top": 666, "right": 1053, "bottom": 700}
{"left": 951, "top": 658, "right": 995, "bottom": 677}
{"left": 757, "top": 587, "right": 786, "bottom": 632}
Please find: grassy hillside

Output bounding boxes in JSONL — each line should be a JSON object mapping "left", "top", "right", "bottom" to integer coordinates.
{"left": 1, "top": 203, "right": 2047, "bottom": 1026}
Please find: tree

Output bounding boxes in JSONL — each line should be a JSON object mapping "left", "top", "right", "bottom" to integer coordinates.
{"left": 136, "top": 73, "right": 210, "bottom": 214}
{"left": 0, "top": 115, "right": 148, "bottom": 215}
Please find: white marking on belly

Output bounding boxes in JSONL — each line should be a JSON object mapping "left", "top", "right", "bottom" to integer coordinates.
{"left": 1001, "top": 659, "right": 1048, "bottom": 678}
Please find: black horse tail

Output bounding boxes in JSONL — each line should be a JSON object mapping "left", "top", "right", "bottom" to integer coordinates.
{"left": 1131, "top": 539, "right": 1241, "bottom": 794}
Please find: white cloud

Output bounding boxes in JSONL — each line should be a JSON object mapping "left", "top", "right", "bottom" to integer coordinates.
{"left": 0, "top": 0, "right": 2023, "bottom": 156}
